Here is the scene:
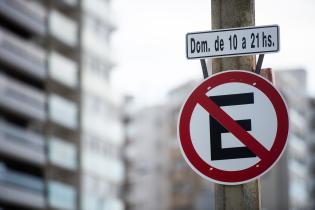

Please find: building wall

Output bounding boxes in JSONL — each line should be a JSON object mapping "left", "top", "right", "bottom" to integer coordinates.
{"left": 125, "top": 105, "right": 169, "bottom": 210}
{"left": 261, "top": 69, "right": 311, "bottom": 210}
{"left": 124, "top": 80, "right": 214, "bottom": 210}
{"left": 309, "top": 98, "right": 315, "bottom": 210}
{"left": 80, "top": 0, "right": 125, "bottom": 210}
{"left": 0, "top": 0, "right": 81, "bottom": 210}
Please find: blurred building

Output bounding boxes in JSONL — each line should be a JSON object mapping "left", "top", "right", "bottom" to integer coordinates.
{"left": 167, "top": 81, "right": 214, "bottom": 210}
{"left": 80, "top": 0, "right": 125, "bottom": 210}
{"left": 0, "top": 1, "right": 79, "bottom": 210}
{"left": 309, "top": 97, "right": 315, "bottom": 210}
{"left": 0, "top": 1, "right": 123, "bottom": 210}
{"left": 124, "top": 80, "right": 214, "bottom": 210}
{"left": 124, "top": 105, "right": 170, "bottom": 210}
{"left": 261, "top": 69, "right": 312, "bottom": 210}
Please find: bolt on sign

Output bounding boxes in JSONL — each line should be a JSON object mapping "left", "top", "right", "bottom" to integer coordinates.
{"left": 177, "top": 71, "right": 289, "bottom": 185}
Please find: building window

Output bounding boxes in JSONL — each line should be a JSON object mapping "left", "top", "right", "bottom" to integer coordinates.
{"left": 82, "top": 53, "right": 110, "bottom": 80}
{"left": 84, "top": 133, "right": 120, "bottom": 159}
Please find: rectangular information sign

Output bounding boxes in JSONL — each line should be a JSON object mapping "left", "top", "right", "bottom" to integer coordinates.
{"left": 186, "top": 25, "right": 279, "bottom": 59}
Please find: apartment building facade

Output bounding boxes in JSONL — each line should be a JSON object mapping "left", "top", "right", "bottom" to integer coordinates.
{"left": 0, "top": 1, "right": 79, "bottom": 209}
{"left": 80, "top": 0, "right": 125, "bottom": 210}
{"left": 0, "top": 1, "right": 123, "bottom": 210}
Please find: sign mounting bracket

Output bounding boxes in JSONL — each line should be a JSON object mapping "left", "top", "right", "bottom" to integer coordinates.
{"left": 255, "top": 54, "right": 265, "bottom": 74}
{"left": 200, "top": 59, "right": 209, "bottom": 79}
{"left": 200, "top": 53, "right": 265, "bottom": 78}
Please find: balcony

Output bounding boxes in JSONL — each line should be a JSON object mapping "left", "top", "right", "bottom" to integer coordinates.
{"left": 49, "top": 10, "right": 78, "bottom": 47}
{"left": 0, "top": 163, "right": 45, "bottom": 209}
{"left": 0, "top": 74, "right": 46, "bottom": 121}
{"left": 0, "top": 120, "right": 45, "bottom": 166}
{"left": 0, "top": 27, "right": 46, "bottom": 79}
{"left": 0, "top": 0, "right": 46, "bottom": 35}
{"left": 48, "top": 94, "right": 78, "bottom": 130}
{"left": 48, "top": 180, "right": 76, "bottom": 210}
{"left": 48, "top": 51, "right": 78, "bottom": 88}
{"left": 0, "top": 163, "right": 44, "bottom": 192}
{"left": 49, "top": 137, "right": 77, "bottom": 171}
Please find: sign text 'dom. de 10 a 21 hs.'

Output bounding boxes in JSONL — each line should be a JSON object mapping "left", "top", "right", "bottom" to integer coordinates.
{"left": 186, "top": 25, "right": 279, "bottom": 59}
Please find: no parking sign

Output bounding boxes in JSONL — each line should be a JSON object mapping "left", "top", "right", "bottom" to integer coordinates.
{"left": 178, "top": 70, "right": 289, "bottom": 185}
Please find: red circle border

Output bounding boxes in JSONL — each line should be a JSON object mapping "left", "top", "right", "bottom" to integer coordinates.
{"left": 178, "top": 70, "right": 289, "bottom": 184}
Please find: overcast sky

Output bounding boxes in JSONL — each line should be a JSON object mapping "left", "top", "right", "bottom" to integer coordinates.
{"left": 111, "top": 0, "right": 315, "bottom": 106}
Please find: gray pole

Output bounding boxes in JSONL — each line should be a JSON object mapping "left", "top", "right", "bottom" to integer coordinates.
{"left": 211, "top": 0, "right": 261, "bottom": 209}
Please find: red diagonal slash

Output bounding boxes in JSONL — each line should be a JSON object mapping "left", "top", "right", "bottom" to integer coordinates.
{"left": 198, "top": 94, "right": 270, "bottom": 160}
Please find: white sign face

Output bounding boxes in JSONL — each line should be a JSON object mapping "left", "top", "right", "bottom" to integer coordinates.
{"left": 190, "top": 82, "right": 277, "bottom": 171}
{"left": 186, "top": 25, "right": 279, "bottom": 59}
{"left": 178, "top": 71, "right": 289, "bottom": 184}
